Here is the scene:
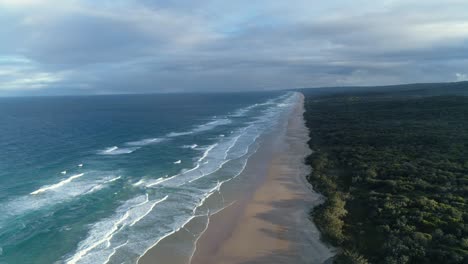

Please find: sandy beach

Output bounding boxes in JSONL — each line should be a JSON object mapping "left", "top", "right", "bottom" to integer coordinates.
{"left": 139, "top": 93, "right": 334, "bottom": 264}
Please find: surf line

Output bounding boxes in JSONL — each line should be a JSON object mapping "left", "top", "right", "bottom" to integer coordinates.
{"left": 30, "top": 173, "right": 85, "bottom": 195}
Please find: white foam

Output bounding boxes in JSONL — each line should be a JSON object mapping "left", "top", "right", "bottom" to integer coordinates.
{"left": 190, "top": 178, "right": 230, "bottom": 215}
{"left": 85, "top": 184, "right": 105, "bottom": 194}
{"left": 133, "top": 179, "right": 146, "bottom": 187}
{"left": 192, "top": 118, "right": 231, "bottom": 133}
{"left": 130, "top": 195, "right": 169, "bottom": 226}
{"left": 187, "top": 159, "right": 230, "bottom": 184}
{"left": 134, "top": 194, "right": 150, "bottom": 207}
{"left": 145, "top": 175, "right": 174, "bottom": 188}
{"left": 99, "top": 146, "right": 138, "bottom": 155}
{"left": 66, "top": 211, "right": 130, "bottom": 264}
{"left": 166, "top": 118, "right": 231, "bottom": 138}
{"left": 181, "top": 105, "right": 276, "bottom": 186}
{"left": 177, "top": 126, "right": 256, "bottom": 186}
{"left": 231, "top": 102, "right": 263, "bottom": 117}
{"left": 182, "top": 144, "right": 198, "bottom": 149}
{"left": 153, "top": 129, "right": 255, "bottom": 187}
{"left": 31, "top": 173, "right": 85, "bottom": 195}
{"left": 143, "top": 150, "right": 219, "bottom": 188}
{"left": 198, "top": 144, "right": 217, "bottom": 162}
{"left": 150, "top": 142, "right": 221, "bottom": 187}
{"left": 104, "top": 240, "right": 128, "bottom": 264}
{"left": 135, "top": 214, "right": 198, "bottom": 264}
{"left": 126, "top": 138, "right": 164, "bottom": 146}
{"left": 223, "top": 127, "right": 248, "bottom": 160}
{"left": 225, "top": 126, "right": 260, "bottom": 160}
{"left": 104, "top": 176, "right": 121, "bottom": 183}
{"left": 67, "top": 194, "right": 169, "bottom": 264}
{"left": 0, "top": 172, "right": 125, "bottom": 225}
{"left": 104, "top": 146, "right": 118, "bottom": 153}
{"left": 181, "top": 164, "right": 200, "bottom": 174}
{"left": 166, "top": 131, "right": 193, "bottom": 137}
{"left": 78, "top": 176, "right": 121, "bottom": 195}
{"left": 231, "top": 108, "right": 249, "bottom": 117}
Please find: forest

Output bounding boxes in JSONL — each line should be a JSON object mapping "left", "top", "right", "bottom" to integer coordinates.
{"left": 302, "top": 85, "right": 468, "bottom": 264}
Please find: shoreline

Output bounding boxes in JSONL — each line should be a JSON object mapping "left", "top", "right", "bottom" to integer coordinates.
{"left": 139, "top": 93, "right": 334, "bottom": 264}
{"left": 191, "top": 93, "right": 334, "bottom": 264}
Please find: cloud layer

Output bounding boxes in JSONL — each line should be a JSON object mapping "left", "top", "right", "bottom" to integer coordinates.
{"left": 1, "top": 0, "right": 468, "bottom": 95}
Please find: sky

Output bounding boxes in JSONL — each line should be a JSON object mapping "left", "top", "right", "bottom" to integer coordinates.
{"left": 1, "top": 0, "right": 468, "bottom": 96}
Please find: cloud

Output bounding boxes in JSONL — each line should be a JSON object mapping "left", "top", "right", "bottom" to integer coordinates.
{"left": 0, "top": 0, "right": 46, "bottom": 7}
{"left": 0, "top": 55, "right": 69, "bottom": 92}
{"left": 455, "top": 73, "right": 468, "bottom": 81}
{"left": 1, "top": 0, "right": 468, "bottom": 95}
{"left": 0, "top": 72, "right": 63, "bottom": 90}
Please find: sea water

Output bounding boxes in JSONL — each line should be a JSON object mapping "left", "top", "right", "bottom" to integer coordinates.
{"left": 0, "top": 91, "right": 300, "bottom": 264}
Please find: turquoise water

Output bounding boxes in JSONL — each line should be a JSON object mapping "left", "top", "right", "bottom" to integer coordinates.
{"left": 0, "top": 92, "right": 298, "bottom": 264}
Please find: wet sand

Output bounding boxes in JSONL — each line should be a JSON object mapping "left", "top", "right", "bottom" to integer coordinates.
{"left": 139, "top": 93, "right": 334, "bottom": 264}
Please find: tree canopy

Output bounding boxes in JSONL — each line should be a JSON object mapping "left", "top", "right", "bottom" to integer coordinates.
{"left": 303, "top": 89, "right": 468, "bottom": 264}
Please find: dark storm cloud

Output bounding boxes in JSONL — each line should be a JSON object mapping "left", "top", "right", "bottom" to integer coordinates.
{"left": 1, "top": 0, "right": 468, "bottom": 95}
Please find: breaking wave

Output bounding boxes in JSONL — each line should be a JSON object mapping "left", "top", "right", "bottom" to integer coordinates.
{"left": 30, "top": 173, "right": 85, "bottom": 195}
{"left": 99, "top": 146, "right": 138, "bottom": 155}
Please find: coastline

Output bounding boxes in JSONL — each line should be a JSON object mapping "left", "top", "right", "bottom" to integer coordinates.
{"left": 139, "top": 93, "right": 334, "bottom": 264}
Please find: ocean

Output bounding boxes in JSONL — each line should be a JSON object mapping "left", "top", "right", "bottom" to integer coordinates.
{"left": 0, "top": 91, "right": 299, "bottom": 264}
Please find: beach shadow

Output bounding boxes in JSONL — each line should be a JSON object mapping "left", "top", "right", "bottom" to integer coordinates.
{"left": 243, "top": 194, "right": 333, "bottom": 264}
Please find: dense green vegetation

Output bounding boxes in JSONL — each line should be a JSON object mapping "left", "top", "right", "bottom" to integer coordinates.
{"left": 303, "top": 87, "right": 468, "bottom": 264}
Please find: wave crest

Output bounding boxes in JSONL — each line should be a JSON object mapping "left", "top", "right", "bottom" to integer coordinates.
{"left": 31, "top": 173, "right": 85, "bottom": 195}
